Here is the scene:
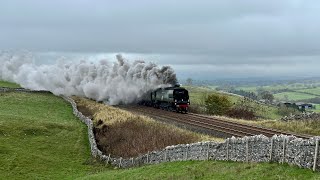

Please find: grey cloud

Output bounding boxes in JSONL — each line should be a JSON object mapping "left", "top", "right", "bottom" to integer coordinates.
{"left": 1, "top": 0, "right": 320, "bottom": 79}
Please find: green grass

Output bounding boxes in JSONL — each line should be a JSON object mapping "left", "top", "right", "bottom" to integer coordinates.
{"left": 311, "top": 104, "right": 320, "bottom": 113}
{"left": 274, "top": 92, "right": 318, "bottom": 101}
{"left": 235, "top": 85, "right": 293, "bottom": 93}
{"left": 0, "top": 92, "right": 104, "bottom": 179}
{"left": 235, "top": 84, "right": 316, "bottom": 93}
{"left": 0, "top": 80, "right": 20, "bottom": 88}
{"left": 184, "top": 85, "right": 239, "bottom": 104}
{"left": 78, "top": 161, "right": 320, "bottom": 180}
{"left": 297, "top": 87, "right": 320, "bottom": 96}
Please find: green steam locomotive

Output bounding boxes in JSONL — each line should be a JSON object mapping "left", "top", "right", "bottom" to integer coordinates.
{"left": 140, "top": 85, "right": 190, "bottom": 113}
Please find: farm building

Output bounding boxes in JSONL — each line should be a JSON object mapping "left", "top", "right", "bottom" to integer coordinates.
{"left": 295, "top": 102, "right": 314, "bottom": 110}
{"left": 279, "top": 102, "right": 314, "bottom": 111}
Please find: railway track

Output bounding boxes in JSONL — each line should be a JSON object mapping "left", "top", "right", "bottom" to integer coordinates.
{"left": 119, "top": 105, "right": 312, "bottom": 139}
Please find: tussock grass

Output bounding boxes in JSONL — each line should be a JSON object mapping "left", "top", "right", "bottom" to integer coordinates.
{"left": 73, "top": 97, "right": 222, "bottom": 158}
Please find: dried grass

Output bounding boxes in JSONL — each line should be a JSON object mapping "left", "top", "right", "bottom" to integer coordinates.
{"left": 72, "top": 97, "right": 222, "bottom": 158}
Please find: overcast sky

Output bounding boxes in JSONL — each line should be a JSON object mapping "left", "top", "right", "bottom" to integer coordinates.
{"left": 1, "top": 0, "right": 320, "bottom": 80}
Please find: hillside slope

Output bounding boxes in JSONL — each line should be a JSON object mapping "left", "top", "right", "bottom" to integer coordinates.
{"left": 0, "top": 92, "right": 96, "bottom": 179}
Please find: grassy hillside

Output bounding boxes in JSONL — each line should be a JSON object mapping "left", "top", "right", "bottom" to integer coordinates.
{"left": 0, "top": 80, "right": 20, "bottom": 88}
{"left": 1, "top": 88, "right": 320, "bottom": 179}
{"left": 184, "top": 85, "right": 281, "bottom": 120}
{"left": 274, "top": 92, "right": 318, "bottom": 101}
{"left": 0, "top": 92, "right": 100, "bottom": 179}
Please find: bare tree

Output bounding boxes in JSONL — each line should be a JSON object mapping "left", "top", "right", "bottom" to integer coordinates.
{"left": 186, "top": 78, "right": 193, "bottom": 86}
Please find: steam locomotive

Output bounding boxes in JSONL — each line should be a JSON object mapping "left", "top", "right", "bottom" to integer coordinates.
{"left": 139, "top": 85, "right": 190, "bottom": 113}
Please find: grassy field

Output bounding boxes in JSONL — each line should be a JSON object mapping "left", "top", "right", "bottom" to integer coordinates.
{"left": 235, "top": 85, "right": 285, "bottom": 93}
{"left": 0, "top": 92, "right": 102, "bottom": 179}
{"left": 0, "top": 80, "right": 20, "bottom": 88}
{"left": 235, "top": 83, "right": 318, "bottom": 93}
{"left": 80, "top": 161, "right": 320, "bottom": 180}
{"left": 274, "top": 92, "right": 318, "bottom": 101}
{"left": 296, "top": 87, "right": 320, "bottom": 96}
{"left": 313, "top": 104, "right": 320, "bottom": 113}
{"left": 1, "top": 88, "right": 320, "bottom": 179}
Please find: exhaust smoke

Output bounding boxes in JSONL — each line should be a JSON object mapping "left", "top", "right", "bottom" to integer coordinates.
{"left": 0, "top": 51, "right": 177, "bottom": 105}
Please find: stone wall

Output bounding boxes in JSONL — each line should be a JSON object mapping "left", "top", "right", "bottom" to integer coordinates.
{"left": 281, "top": 112, "right": 320, "bottom": 121}
{"left": 0, "top": 87, "right": 51, "bottom": 93}
{"left": 2, "top": 88, "right": 320, "bottom": 171}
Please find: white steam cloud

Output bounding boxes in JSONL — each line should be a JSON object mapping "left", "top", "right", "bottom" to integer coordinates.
{"left": 0, "top": 51, "right": 177, "bottom": 105}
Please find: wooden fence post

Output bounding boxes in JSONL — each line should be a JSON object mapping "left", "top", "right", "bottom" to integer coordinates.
{"left": 269, "top": 138, "right": 273, "bottom": 162}
{"left": 313, "top": 139, "right": 319, "bottom": 172}
{"left": 131, "top": 158, "right": 134, "bottom": 166}
{"left": 147, "top": 151, "right": 149, "bottom": 164}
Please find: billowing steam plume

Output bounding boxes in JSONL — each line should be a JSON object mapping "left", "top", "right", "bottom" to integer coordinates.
{"left": 0, "top": 51, "right": 177, "bottom": 105}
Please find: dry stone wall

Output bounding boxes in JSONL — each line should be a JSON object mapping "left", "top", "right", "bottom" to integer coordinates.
{"left": 65, "top": 95, "right": 320, "bottom": 171}
{"left": 281, "top": 112, "right": 320, "bottom": 121}
{"left": 2, "top": 88, "right": 320, "bottom": 171}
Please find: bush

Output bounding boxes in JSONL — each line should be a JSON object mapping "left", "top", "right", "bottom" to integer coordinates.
{"left": 226, "top": 107, "right": 256, "bottom": 120}
{"left": 277, "top": 104, "right": 300, "bottom": 116}
{"left": 204, "top": 94, "right": 232, "bottom": 115}
{"left": 226, "top": 97, "right": 257, "bottom": 120}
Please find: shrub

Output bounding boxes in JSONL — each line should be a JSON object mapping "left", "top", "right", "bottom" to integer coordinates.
{"left": 277, "top": 104, "right": 300, "bottom": 116}
{"left": 204, "top": 94, "right": 232, "bottom": 115}
{"left": 188, "top": 103, "right": 206, "bottom": 114}
{"left": 226, "top": 107, "right": 256, "bottom": 120}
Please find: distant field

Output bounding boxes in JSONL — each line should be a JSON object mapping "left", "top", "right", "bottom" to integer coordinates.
{"left": 0, "top": 80, "right": 20, "bottom": 88}
{"left": 274, "top": 92, "right": 318, "bottom": 101}
{"left": 296, "top": 87, "right": 320, "bottom": 96}
{"left": 235, "top": 84, "right": 318, "bottom": 93}
{"left": 235, "top": 85, "right": 297, "bottom": 93}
